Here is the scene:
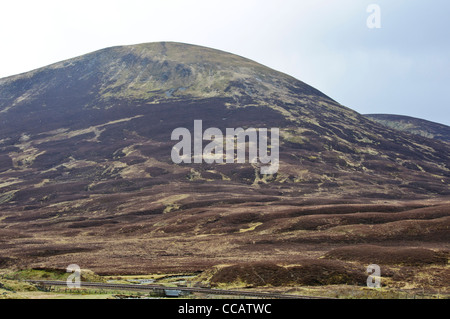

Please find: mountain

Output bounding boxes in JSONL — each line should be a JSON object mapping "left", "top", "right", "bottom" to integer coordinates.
{"left": 0, "top": 42, "right": 449, "bottom": 275}
{"left": 365, "top": 114, "right": 450, "bottom": 142}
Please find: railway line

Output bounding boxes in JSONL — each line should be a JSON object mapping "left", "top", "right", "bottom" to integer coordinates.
{"left": 26, "top": 280, "right": 332, "bottom": 299}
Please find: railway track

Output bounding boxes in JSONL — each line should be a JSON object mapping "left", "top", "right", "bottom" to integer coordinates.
{"left": 26, "top": 280, "right": 331, "bottom": 299}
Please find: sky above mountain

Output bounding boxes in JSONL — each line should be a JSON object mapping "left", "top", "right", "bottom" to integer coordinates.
{"left": 0, "top": 0, "right": 449, "bottom": 125}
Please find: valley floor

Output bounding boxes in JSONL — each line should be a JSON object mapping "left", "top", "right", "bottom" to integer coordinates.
{"left": 0, "top": 198, "right": 448, "bottom": 299}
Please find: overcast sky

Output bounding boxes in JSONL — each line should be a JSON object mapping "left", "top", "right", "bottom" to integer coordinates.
{"left": 0, "top": 0, "right": 449, "bottom": 125}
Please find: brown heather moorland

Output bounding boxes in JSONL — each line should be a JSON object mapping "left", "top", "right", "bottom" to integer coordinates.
{"left": 0, "top": 42, "right": 448, "bottom": 297}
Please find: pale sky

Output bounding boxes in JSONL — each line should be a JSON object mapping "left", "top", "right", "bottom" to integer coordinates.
{"left": 0, "top": 0, "right": 449, "bottom": 125}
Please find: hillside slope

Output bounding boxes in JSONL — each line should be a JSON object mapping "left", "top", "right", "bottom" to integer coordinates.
{"left": 0, "top": 42, "right": 448, "bottom": 275}
{"left": 365, "top": 114, "right": 450, "bottom": 142}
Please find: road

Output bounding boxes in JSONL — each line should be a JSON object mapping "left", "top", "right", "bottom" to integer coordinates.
{"left": 26, "top": 280, "right": 332, "bottom": 299}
